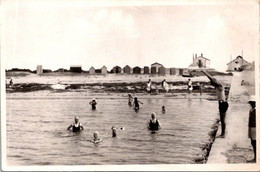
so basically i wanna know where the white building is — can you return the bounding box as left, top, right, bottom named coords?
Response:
left=189, top=53, right=210, bottom=69
left=226, top=56, right=250, bottom=71
left=37, top=65, right=43, bottom=74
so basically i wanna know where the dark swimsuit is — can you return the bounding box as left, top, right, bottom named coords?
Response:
left=218, top=101, right=229, bottom=114
left=72, top=123, right=81, bottom=132
left=149, top=120, right=159, bottom=131
left=134, top=100, right=139, bottom=109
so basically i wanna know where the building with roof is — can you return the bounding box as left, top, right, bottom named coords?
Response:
left=101, top=66, right=107, bottom=74
left=158, top=67, right=166, bottom=75
left=70, top=65, right=82, bottom=73
left=151, top=62, right=163, bottom=74
left=89, top=66, right=95, bottom=74
left=111, top=66, right=122, bottom=73
left=144, top=66, right=149, bottom=74
left=227, top=56, right=251, bottom=71
left=123, top=65, right=131, bottom=74
left=133, top=66, right=141, bottom=74
left=189, top=53, right=210, bottom=69
left=37, top=65, right=43, bottom=74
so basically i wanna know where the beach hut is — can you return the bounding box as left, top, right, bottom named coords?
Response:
left=89, top=67, right=95, bottom=74
left=56, top=68, right=64, bottom=72
left=101, top=66, right=107, bottom=74
left=123, top=65, right=131, bottom=74
left=70, top=65, right=82, bottom=73
left=170, top=68, right=176, bottom=75
left=151, top=67, right=157, bottom=74
left=144, top=66, right=149, bottom=74
left=179, top=69, right=184, bottom=75
left=133, top=66, right=141, bottom=74
left=158, top=67, right=166, bottom=75
left=37, top=65, right=43, bottom=74
left=111, top=66, right=122, bottom=73
left=151, top=62, right=163, bottom=71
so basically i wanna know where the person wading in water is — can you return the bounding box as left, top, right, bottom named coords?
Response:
left=67, top=116, right=84, bottom=132
left=148, top=112, right=161, bottom=132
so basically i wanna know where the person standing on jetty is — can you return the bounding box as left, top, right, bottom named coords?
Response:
left=89, top=98, right=97, bottom=110
left=133, top=97, right=143, bottom=111
left=187, top=79, right=193, bottom=93
left=128, top=93, right=133, bottom=106
left=202, top=70, right=229, bottom=138
left=148, top=112, right=161, bottom=132
left=67, top=116, right=84, bottom=132
left=247, top=95, right=256, bottom=162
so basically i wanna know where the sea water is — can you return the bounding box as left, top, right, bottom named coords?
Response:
left=6, top=92, right=219, bottom=165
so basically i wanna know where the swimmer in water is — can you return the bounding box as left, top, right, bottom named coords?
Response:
left=148, top=112, right=161, bottom=131
left=162, top=106, right=166, bottom=114
left=128, top=93, right=133, bottom=106
left=133, top=97, right=143, bottom=110
left=67, top=116, right=84, bottom=132
left=111, top=126, right=125, bottom=137
left=91, top=131, right=102, bottom=143
left=89, top=98, right=97, bottom=110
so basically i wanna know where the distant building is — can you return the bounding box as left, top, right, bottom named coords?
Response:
left=70, top=65, right=82, bottom=73
left=111, top=66, right=122, bottom=73
left=144, top=66, right=149, bottom=74
left=89, top=66, right=95, bottom=74
left=227, top=56, right=251, bottom=71
left=189, top=53, right=210, bottom=69
left=151, top=67, right=157, bottom=74
left=101, top=66, right=107, bottom=74
left=170, top=68, right=176, bottom=75
left=123, top=65, right=131, bottom=74
left=179, top=68, right=184, bottom=75
left=151, top=62, right=163, bottom=74
left=37, top=65, right=43, bottom=74
left=158, top=67, right=166, bottom=75
left=133, top=66, right=141, bottom=74
left=55, top=68, right=64, bottom=72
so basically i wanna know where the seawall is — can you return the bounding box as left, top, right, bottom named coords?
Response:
left=207, top=71, right=256, bottom=164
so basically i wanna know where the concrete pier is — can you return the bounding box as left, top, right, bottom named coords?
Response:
left=207, top=71, right=256, bottom=163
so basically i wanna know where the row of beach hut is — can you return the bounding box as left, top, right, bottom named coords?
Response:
left=36, top=64, right=186, bottom=75
left=86, top=65, right=185, bottom=75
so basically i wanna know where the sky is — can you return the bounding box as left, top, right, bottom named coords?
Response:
left=2, top=0, right=259, bottom=72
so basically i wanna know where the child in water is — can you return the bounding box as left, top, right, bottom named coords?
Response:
left=111, top=126, right=125, bottom=137
left=133, top=97, right=143, bottom=110
left=91, top=131, right=102, bottom=144
left=128, top=93, right=133, bottom=106
left=162, top=106, right=166, bottom=114
left=89, top=98, right=97, bottom=110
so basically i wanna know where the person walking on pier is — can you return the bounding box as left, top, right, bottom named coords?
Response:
left=247, top=95, right=256, bottom=162
left=202, top=70, right=229, bottom=138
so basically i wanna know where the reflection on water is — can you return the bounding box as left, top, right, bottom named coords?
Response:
left=6, top=93, right=218, bottom=165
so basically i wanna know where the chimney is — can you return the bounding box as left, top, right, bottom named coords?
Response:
left=201, top=53, right=203, bottom=57
left=193, top=54, right=194, bottom=61
left=195, top=54, right=197, bottom=58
